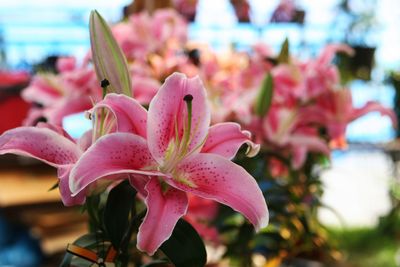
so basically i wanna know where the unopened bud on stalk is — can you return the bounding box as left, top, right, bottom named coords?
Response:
left=90, top=10, right=132, bottom=97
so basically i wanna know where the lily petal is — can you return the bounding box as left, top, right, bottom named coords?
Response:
left=22, top=75, right=63, bottom=106
left=169, top=153, right=268, bottom=231
left=45, top=96, right=93, bottom=126
left=137, top=177, right=188, bottom=255
left=351, top=101, right=397, bottom=126
left=289, top=134, right=330, bottom=169
left=289, top=134, right=330, bottom=155
left=291, top=146, right=307, bottom=170
left=317, top=44, right=354, bottom=66
left=128, top=174, right=151, bottom=197
left=147, top=73, right=211, bottom=164
left=77, top=130, right=93, bottom=151
left=0, top=127, right=81, bottom=167
left=202, top=122, right=260, bottom=159
left=91, top=93, right=147, bottom=138
left=70, top=133, right=160, bottom=196
left=36, top=122, right=75, bottom=142
left=58, top=165, right=86, bottom=206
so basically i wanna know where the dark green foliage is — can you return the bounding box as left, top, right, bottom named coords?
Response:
left=254, top=74, right=274, bottom=117
left=103, top=181, right=137, bottom=250
left=160, top=219, right=207, bottom=267
left=216, top=148, right=337, bottom=266
left=277, top=38, right=290, bottom=64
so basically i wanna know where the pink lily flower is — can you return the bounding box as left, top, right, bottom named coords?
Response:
left=112, top=13, right=155, bottom=62
left=0, top=92, right=151, bottom=206
left=22, top=74, right=64, bottom=108
left=70, top=73, right=268, bottom=255
left=302, top=88, right=397, bottom=146
left=270, top=44, right=353, bottom=105
left=22, top=57, right=100, bottom=126
left=112, top=9, right=187, bottom=62
left=271, top=64, right=302, bottom=106
left=301, top=44, right=353, bottom=100
left=151, top=9, right=188, bottom=48
left=261, top=105, right=330, bottom=169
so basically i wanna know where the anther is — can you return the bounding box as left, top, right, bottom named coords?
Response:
left=184, top=94, right=193, bottom=102
left=35, top=116, right=48, bottom=125
left=100, top=79, right=110, bottom=88
left=181, top=94, right=193, bottom=151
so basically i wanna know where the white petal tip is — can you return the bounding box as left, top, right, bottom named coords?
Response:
left=255, top=213, right=269, bottom=232
left=246, top=143, right=261, bottom=158
left=136, top=244, right=156, bottom=256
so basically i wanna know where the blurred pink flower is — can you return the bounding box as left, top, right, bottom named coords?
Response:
left=271, top=44, right=353, bottom=105
left=22, top=57, right=99, bottom=126
left=300, top=44, right=353, bottom=100
left=262, top=105, right=330, bottom=169
left=302, top=88, right=397, bottom=147
left=112, top=9, right=187, bottom=62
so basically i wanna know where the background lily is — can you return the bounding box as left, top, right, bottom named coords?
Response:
left=302, top=88, right=397, bottom=148
left=261, top=105, right=330, bottom=169
left=22, top=57, right=100, bottom=126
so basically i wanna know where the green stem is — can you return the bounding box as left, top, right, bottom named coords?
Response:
left=118, top=209, right=147, bottom=266
left=98, top=79, right=110, bottom=138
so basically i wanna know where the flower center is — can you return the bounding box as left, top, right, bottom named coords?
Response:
left=161, top=94, right=195, bottom=173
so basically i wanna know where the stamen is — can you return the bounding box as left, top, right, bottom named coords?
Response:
left=183, top=94, right=193, bottom=134
left=100, top=79, right=110, bottom=88
left=97, top=78, right=110, bottom=139
left=184, top=94, right=193, bottom=102
left=100, top=79, right=110, bottom=98
left=182, top=94, right=193, bottom=153
left=161, top=95, right=196, bottom=173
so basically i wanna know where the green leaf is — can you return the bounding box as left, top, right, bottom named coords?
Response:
left=90, top=10, right=132, bottom=97
left=277, top=38, right=290, bottom=64
left=254, top=74, right=274, bottom=117
left=103, top=180, right=137, bottom=249
left=160, top=219, right=207, bottom=267
left=48, top=181, right=59, bottom=191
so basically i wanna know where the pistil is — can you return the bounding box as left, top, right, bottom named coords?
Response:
left=181, top=94, right=193, bottom=153
left=161, top=94, right=194, bottom=174
left=93, top=79, right=111, bottom=141
left=101, top=78, right=110, bottom=98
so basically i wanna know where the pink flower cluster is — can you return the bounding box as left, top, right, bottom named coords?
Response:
left=181, top=43, right=396, bottom=170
